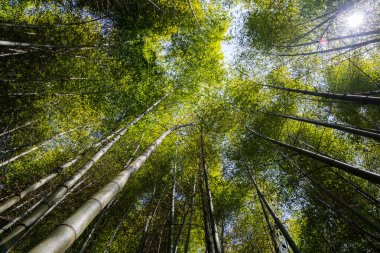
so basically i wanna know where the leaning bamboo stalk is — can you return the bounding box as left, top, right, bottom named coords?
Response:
left=198, top=167, right=214, bottom=253
left=78, top=198, right=117, bottom=253
left=0, top=198, right=43, bottom=234
left=287, top=158, right=380, bottom=233
left=80, top=139, right=143, bottom=253
left=9, top=191, right=45, bottom=212
left=137, top=185, right=164, bottom=253
left=0, top=138, right=115, bottom=214
left=29, top=123, right=192, bottom=253
left=0, top=156, right=80, bottom=214
left=256, top=182, right=280, bottom=253
left=0, top=90, right=175, bottom=252
left=250, top=175, right=300, bottom=253
left=200, top=126, right=222, bottom=253
left=271, top=113, right=380, bottom=141
left=168, top=151, right=178, bottom=253
left=174, top=203, right=190, bottom=253
left=249, top=128, right=380, bottom=184
left=0, top=137, right=108, bottom=214
left=184, top=178, right=197, bottom=253
left=261, top=84, right=380, bottom=105
left=279, top=29, right=380, bottom=48
left=0, top=177, right=88, bottom=253
left=0, top=40, right=96, bottom=49
left=0, top=120, right=35, bottom=137
left=278, top=38, right=380, bottom=56
left=352, top=90, right=380, bottom=96
left=0, top=18, right=104, bottom=29
left=12, top=179, right=92, bottom=253
left=0, top=128, right=77, bottom=168
left=102, top=207, right=132, bottom=253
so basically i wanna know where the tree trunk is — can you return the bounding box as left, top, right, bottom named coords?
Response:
left=28, top=123, right=192, bottom=253
left=0, top=120, right=35, bottom=137
left=200, top=126, right=222, bottom=253
left=278, top=38, right=380, bottom=56
left=288, top=159, right=380, bottom=233
left=250, top=128, right=380, bottom=184
left=186, top=0, right=200, bottom=26
left=250, top=171, right=280, bottom=253
left=0, top=128, right=77, bottom=168
left=291, top=0, right=358, bottom=43
left=174, top=206, right=189, bottom=253
left=168, top=153, right=177, bottom=253
left=0, top=131, right=135, bottom=214
left=289, top=143, right=380, bottom=207
left=0, top=154, right=82, bottom=214
left=330, top=170, right=380, bottom=207
left=0, top=18, right=104, bottom=28
left=199, top=167, right=214, bottom=253
left=184, top=178, right=196, bottom=253
left=280, top=28, right=380, bottom=48
left=250, top=176, right=301, bottom=253
left=262, top=84, right=380, bottom=105
left=271, top=113, right=380, bottom=141
left=309, top=183, right=380, bottom=249
left=102, top=206, right=132, bottom=253
left=0, top=90, right=176, bottom=252
left=352, top=90, right=380, bottom=96
left=0, top=197, right=44, bottom=234
left=0, top=40, right=97, bottom=50
left=137, top=186, right=164, bottom=253
left=78, top=199, right=117, bottom=253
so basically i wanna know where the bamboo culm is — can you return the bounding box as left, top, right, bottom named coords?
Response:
left=250, top=167, right=280, bottom=253
left=198, top=167, right=215, bottom=253
left=78, top=199, right=117, bottom=253
left=0, top=89, right=175, bottom=252
left=278, top=38, right=380, bottom=56
left=250, top=128, right=380, bottom=184
left=262, top=84, right=380, bottom=105
left=168, top=159, right=176, bottom=253
left=279, top=28, right=380, bottom=48
left=200, top=126, right=222, bottom=253
left=28, top=123, right=192, bottom=253
left=184, top=178, right=197, bottom=253
left=288, top=159, right=380, bottom=233
left=137, top=186, right=164, bottom=253
left=271, top=113, right=380, bottom=141
left=0, top=155, right=81, bottom=214
left=250, top=176, right=301, bottom=253
left=0, top=120, right=35, bottom=137
left=0, top=128, right=77, bottom=168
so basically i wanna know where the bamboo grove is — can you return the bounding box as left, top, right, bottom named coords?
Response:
left=0, top=0, right=379, bottom=252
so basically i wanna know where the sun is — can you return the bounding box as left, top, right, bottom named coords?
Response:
left=345, top=13, right=364, bottom=29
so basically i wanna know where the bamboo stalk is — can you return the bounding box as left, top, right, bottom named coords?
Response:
left=0, top=90, right=175, bottom=252
left=28, top=124, right=192, bottom=253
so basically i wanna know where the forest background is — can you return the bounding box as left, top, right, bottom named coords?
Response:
left=0, top=0, right=379, bottom=252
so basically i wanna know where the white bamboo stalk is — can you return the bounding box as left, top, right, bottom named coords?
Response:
left=10, top=178, right=89, bottom=253
left=0, top=133, right=120, bottom=214
left=0, top=156, right=80, bottom=214
left=0, top=120, right=35, bottom=137
left=0, top=198, right=44, bottom=234
left=0, top=128, right=77, bottom=168
left=29, top=124, right=191, bottom=253
left=0, top=89, right=175, bottom=251
left=0, top=40, right=95, bottom=49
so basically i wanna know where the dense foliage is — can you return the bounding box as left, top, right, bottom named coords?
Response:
left=0, top=0, right=379, bottom=252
